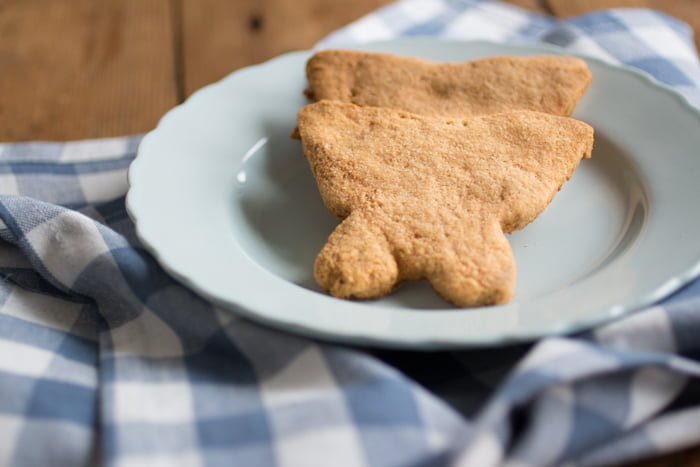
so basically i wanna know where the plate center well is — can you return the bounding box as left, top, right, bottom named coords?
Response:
left=231, top=127, right=647, bottom=309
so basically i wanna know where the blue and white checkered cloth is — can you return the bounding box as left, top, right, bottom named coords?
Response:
left=2, top=1, right=700, bottom=466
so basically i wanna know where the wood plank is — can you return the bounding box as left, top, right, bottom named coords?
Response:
left=547, top=0, right=700, bottom=50
left=504, top=0, right=550, bottom=13
left=181, top=0, right=393, bottom=96
left=0, top=0, right=178, bottom=141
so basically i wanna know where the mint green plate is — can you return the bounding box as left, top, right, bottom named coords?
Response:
left=127, top=39, right=700, bottom=348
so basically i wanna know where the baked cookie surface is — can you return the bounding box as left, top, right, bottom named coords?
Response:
left=306, top=50, right=592, bottom=117
left=296, top=101, right=594, bottom=307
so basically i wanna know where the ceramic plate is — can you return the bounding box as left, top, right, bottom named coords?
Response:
left=127, top=39, right=700, bottom=349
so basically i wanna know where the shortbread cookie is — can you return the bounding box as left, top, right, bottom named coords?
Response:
left=296, top=101, right=594, bottom=307
left=305, top=50, right=592, bottom=117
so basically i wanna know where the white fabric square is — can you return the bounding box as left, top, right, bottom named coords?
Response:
left=0, top=173, right=19, bottom=195
left=24, top=211, right=111, bottom=287
left=0, top=337, right=94, bottom=386
left=275, top=427, right=366, bottom=467
left=631, top=25, right=699, bottom=62
left=0, top=414, right=23, bottom=466
left=442, top=12, right=511, bottom=41
left=2, top=287, right=83, bottom=334
left=479, top=1, right=533, bottom=31
left=0, top=339, right=53, bottom=378
left=398, top=0, right=445, bottom=22
left=595, top=306, right=676, bottom=353
left=454, top=431, right=503, bottom=467
left=626, top=367, right=686, bottom=427
left=257, top=347, right=365, bottom=466
left=110, top=308, right=184, bottom=358
left=516, top=338, right=619, bottom=374
left=115, top=452, right=203, bottom=467
left=112, top=381, right=194, bottom=424
left=78, top=170, right=128, bottom=204
left=59, top=138, right=129, bottom=162
left=645, top=407, right=700, bottom=450
left=347, top=16, right=395, bottom=43
left=413, top=388, right=462, bottom=451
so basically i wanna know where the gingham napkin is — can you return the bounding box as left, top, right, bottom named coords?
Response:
left=2, top=1, right=700, bottom=466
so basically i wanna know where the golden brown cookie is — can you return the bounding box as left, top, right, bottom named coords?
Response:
left=296, top=101, right=594, bottom=307
left=305, top=50, right=592, bottom=117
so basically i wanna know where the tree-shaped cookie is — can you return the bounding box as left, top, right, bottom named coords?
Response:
left=296, top=101, right=594, bottom=307
left=306, top=50, right=592, bottom=117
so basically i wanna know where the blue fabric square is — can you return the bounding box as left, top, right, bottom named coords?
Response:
left=567, top=11, right=629, bottom=35
left=108, top=247, right=173, bottom=301
left=0, top=278, right=11, bottom=305
left=542, top=27, right=579, bottom=47
left=73, top=157, right=132, bottom=174
left=341, top=377, right=422, bottom=427
left=357, top=427, right=436, bottom=467
left=0, top=197, right=66, bottom=235
left=15, top=174, right=85, bottom=207
left=26, top=378, right=96, bottom=426
left=199, top=445, right=278, bottom=467
left=7, top=162, right=77, bottom=175
left=667, top=300, right=700, bottom=354
left=196, top=411, right=272, bottom=447
left=0, top=371, right=34, bottom=414
left=611, top=9, right=694, bottom=39
left=627, top=57, right=695, bottom=86
left=1, top=143, right=63, bottom=161
left=499, top=371, right=559, bottom=403
left=54, top=330, right=97, bottom=365
left=0, top=313, right=92, bottom=362
left=0, top=267, right=72, bottom=299
left=563, top=403, right=620, bottom=459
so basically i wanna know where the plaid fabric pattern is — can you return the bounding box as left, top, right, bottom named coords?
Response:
left=2, top=1, right=700, bottom=466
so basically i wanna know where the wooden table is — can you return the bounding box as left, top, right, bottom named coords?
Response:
left=1, top=1, right=698, bottom=465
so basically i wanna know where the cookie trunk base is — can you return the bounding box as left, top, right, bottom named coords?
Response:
left=314, top=212, right=516, bottom=308
left=314, top=212, right=398, bottom=299
left=427, top=269, right=514, bottom=308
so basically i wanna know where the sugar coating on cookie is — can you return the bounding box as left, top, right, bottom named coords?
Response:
left=306, top=50, right=592, bottom=117
left=296, top=101, right=594, bottom=307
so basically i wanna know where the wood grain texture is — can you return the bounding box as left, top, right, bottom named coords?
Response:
left=0, top=0, right=177, bottom=141
left=181, top=0, right=392, bottom=95
left=547, top=0, right=700, bottom=50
